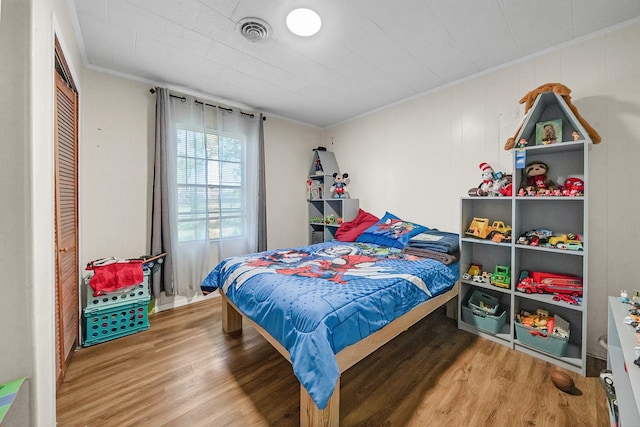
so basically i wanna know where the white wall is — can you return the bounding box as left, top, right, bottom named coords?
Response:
left=263, top=118, right=323, bottom=249
left=325, top=21, right=640, bottom=359
left=80, top=70, right=154, bottom=264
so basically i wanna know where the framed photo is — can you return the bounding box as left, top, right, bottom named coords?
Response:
left=535, top=119, right=562, bottom=145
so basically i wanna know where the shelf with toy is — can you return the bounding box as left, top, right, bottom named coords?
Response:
left=514, top=150, right=585, bottom=198
left=516, top=244, right=585, bottom=257
left=514, top=199, right=584, bottom=239
left=307, top=150, right=359, bottom=244
left=514, top=290, right=584, bottom=312
left=459, top=284, right=511, bottom=344
left=514, top=297, right=584, bottom=371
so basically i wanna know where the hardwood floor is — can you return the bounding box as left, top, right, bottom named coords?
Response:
left=57, top=297, right=609, bottom=426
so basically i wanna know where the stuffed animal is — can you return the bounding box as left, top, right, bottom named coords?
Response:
left=504, top=83, right=602, bottom=150
left=520, top=161, right=557, bottom=195
left=330, top=173, right=349, bottom=198
left=493, top=173, right=513, bottom=197
left=468, top=162, right=496, bottom=196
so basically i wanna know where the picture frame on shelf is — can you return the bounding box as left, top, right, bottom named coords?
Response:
left=535, top=119, right=562, bottom=145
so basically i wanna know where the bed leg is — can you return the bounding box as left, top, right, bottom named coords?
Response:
left=445, top=295, right=458, bottom=320
left=300, top=379, right=339, bottom=427
left=221, top=298, right=242, bottom=334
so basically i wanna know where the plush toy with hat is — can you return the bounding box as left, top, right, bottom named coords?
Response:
left=504, top=83, right=602, bottom=150
left=468, top=162, right=496, bottom=196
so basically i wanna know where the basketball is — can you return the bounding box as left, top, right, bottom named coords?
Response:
left=550, top=370, right=575, bottom=393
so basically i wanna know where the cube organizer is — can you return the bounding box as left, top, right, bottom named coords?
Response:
left=84, top=269, right=150, bottom=313
left=461, top=289, right=507, bottom=334
left=82, top=299, right=150, bottom=346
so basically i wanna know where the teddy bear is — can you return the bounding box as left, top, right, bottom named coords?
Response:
left=519, top=161, right=557, bottom=195
left=504, top=83, right=602, bottom=150
left=330, top=173, right=349, bottom=198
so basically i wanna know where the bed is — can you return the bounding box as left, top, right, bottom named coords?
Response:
left=201, top=213, right=459, bottom=426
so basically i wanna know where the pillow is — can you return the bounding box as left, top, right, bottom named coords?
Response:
left=335, top=209, right=380, bottom=242
left=355, top=212, right=429, bottom=249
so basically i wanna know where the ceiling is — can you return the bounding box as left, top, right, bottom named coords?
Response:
left=69, top=0, right=640, bottom=128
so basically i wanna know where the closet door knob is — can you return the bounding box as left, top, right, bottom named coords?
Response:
left=59, top=247, right=69, bottom=253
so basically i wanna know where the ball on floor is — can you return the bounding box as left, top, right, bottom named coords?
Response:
left=550, top=369, right=575, bottom=393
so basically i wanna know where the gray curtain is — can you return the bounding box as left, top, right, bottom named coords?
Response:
left=150, top=89, right=266, bottom=296
left=257, top=114, right=267, bottom=251
left=150, top=87, right=175, bottom=297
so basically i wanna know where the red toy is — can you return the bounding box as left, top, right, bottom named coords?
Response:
left=552, top=293, right=579, bottom=305
left=563, top=177, right=584, bottom=196
left=516, top=271, right=583, bottom=296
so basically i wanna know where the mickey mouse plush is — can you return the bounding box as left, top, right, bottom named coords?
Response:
left=520, top=161, right=557, bottom=195
left=331, top=173, right=349, bottom=198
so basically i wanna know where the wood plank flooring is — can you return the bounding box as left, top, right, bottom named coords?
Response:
left=57, top=297, right=609, bottom=426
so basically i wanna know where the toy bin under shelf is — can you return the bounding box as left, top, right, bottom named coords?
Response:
left=461, top=289, right=507, bottom=334
left=84, top=269, right=150, bottom=313
left=82, top=299, right=150, bottom=347
left=514, top=320, right=569, bottom=357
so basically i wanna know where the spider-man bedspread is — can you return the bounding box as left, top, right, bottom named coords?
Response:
left=200, top=241, right=459, bottom=409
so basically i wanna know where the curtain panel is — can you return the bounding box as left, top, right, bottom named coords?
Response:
left=151, top=88, right=265, bottom=297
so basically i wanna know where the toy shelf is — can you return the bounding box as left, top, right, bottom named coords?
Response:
left=307, top=150, right=358, bottom=243
left=459, top=90, right=593, bottom=375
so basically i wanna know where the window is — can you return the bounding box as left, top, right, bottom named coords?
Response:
left=176, top=126, right=245, bottom=242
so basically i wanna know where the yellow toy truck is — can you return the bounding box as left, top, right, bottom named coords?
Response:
left=465, top=217, right=512, bottom=240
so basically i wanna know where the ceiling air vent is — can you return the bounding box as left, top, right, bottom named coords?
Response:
left=237, top=18, right=271, bottom=42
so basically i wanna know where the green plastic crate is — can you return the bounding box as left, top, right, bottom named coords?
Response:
left=84, top=269, right=150, bottom=313
left=82, top=299, right=150, bottom=346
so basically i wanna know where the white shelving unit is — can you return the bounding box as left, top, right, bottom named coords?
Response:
left=308, top=150, right=358, bottom=243
left=607, top=297, right=640, bottom=427
left=458, top=91, right=594, bottom=375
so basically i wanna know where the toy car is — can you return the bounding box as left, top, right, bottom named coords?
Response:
left=565, top=240, right=584, bottom=251
left=552, top=293, right=579, bottom=305
left=490, top=265, right=511, bottom=289
left=548, top=234, right=568, bottom=247
left=472, top=275, right=486, bottom=283
left=462, top=273, right=472, bottom=281
left=467, top=264, right=482, bottom=276
left=516, top=271, right=583, bottom=296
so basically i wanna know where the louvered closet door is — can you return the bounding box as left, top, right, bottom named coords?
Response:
left=55, top=72, right=79, bottom=388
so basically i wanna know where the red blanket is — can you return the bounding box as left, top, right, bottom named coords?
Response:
left=87, top=260, right=144, bottom=296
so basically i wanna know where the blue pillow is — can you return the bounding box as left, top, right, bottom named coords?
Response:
left=355, top=212, right=429, bottom=249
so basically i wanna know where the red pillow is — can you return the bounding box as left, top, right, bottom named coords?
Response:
left=335, top=209, right=380, bottom=242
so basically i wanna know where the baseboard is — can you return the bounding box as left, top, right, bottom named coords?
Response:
left=153, top=290, right=218, bottom=313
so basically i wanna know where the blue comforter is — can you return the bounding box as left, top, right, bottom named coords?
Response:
left=201, top=241, right=458, bottom=409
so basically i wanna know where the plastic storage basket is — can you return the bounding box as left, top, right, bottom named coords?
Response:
left=514, top=317, right=569, bottom=357
left=84, top=269, right=150, bottom=313
left=461, top=289, right=507, bottom=334
left=82, top=299, right=150, bottom=346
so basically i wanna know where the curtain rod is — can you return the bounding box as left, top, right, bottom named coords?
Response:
left=149, top=88, right=266, bottom=121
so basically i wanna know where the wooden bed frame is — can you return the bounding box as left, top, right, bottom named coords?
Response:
left=219, top=281, right=458, bottom=427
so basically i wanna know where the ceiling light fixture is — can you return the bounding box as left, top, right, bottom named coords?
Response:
left=286, top=8, right=322, bottom=37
